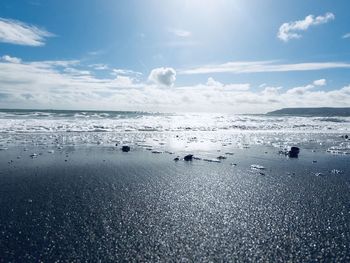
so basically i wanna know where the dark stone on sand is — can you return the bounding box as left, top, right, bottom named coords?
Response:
left=184, top=154, right=193, bottom=161
left=217, top=156, right=227, bottom=160
left=121, top=146, right=130, bottom=152
left=288, top=147, right=300, bottom=158
left=173, top=157, right=180, bottom=161
left=345, top=135, right=349, bottom=139
left=115, top=143, right=118, bottom=146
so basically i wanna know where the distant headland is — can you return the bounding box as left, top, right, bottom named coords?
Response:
left=267, top=107, right=350, bottom=116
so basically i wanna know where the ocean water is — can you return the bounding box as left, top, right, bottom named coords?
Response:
left=0, top=109, right=350, bottom=133
left=0, top=109, right=349, bottom=155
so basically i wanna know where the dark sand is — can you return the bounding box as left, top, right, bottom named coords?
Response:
left=1, top=145, right=350, bottom=262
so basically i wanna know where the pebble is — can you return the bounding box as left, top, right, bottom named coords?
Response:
left=184, top=154, right=193, bottom=161
left=121, top=146, right=131, bottom=152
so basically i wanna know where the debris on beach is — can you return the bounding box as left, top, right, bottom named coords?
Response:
left=330, top=169, right=344, bottom=174
left=217, top=156, right=227, bottom=160
left=250, top=164, right=266, bottom=170
left=184, top=154, right=193, bottom=161
left=203, top=158, right=221, bottom=163
left=30, top=153, right=38, bottom=158
left=151, top=150, right=162, bottom=154
left=121, top=146, right=130, bottom=152
left=315, top=172, right=325, bottom=177
left=231, top=163, right=237, bottom=166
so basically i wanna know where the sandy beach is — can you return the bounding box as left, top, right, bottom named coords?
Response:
left=1, top=136, right=349, bottom=261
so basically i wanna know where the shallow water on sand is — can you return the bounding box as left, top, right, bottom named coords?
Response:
left=0, top=143, right=350, bottom=261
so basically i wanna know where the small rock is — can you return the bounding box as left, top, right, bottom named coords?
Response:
left=312, top=160, right=317, bottom=163
left=173, top=157, right=180, bottom=161
left=121, top=146, right=130, bottom=152
left=151, top=150, right=162, bottom=154
left=184, top=154, right=193, bottom=161
left=288, top=147, right=300, bottom=158
left=217, top=156, right=227, bottom=160
left=345, top=135, right=349, bottom=139
left=231, top=163, right=237, bottom=166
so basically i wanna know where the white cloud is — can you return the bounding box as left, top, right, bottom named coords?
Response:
left=1, top=56, right=350, bottom=113
left=90, top=64, right=109, bottom=70
left=206, top=77, right=250, bottom=91
left=0, top=18, right=53, bottom=46
left=148, top=67, right=176, bottom=87
left=180, top=60, right=350, bottom=75
left=342, top=33, right=350, bottom=39
left=313, top=79, right=326, bottom=86
left=1, top=55, right=21, bottom=64
left=278, top=12, right=335, bottom=42
left=112, top=68, right=142, bottom=77
left=286, top=84, right=315, bottom=95
left=169, top=28, right=192, bottom=38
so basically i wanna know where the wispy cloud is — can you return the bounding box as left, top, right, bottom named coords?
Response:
left=112, top=69, right=143, bottom=77
left=342, top=33, right=350, bottom=39
left=278, top=12, right=335, bottom=42
left=169, top=28, right=192, bottom=38
left=180, top=60, right=350, bottom=75
left=0, top=17, right=54, bottom=46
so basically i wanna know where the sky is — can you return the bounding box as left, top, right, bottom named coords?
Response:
left=0, top=0, right=350, bottom=113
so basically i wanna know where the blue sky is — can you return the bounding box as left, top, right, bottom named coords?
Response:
left=0, top=0, right=350, bottom=113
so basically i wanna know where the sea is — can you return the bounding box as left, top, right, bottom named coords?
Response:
left=0, top=109, right=349, bottom=154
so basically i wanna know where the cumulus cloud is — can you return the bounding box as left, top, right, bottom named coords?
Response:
left=0, top=18, right=53, bottom=46
left=313, top=79, right=326, bottom=86
left=148, top=67, right=176, bottom=87
left=181, top=60, right=350, bottom=75
left=278, top=12, right=335, bottom=42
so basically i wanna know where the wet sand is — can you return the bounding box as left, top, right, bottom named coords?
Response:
left=1, top=144, right=350, bottom=262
